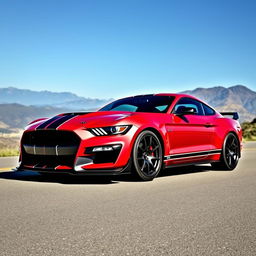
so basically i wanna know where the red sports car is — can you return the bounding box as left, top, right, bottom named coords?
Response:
left=17, top=94, right=242, bottom=181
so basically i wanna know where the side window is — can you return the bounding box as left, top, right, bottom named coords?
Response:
left=111, top=104, right=138, bottom=112
left=155, top=105, right=169, bottom=112
left=173, top=97, right=204, bottom=115
left=202, top=103, right=215, bottom=115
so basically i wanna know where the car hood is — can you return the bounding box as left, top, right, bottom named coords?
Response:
left=28, top=111, right=135, bottom=130
left=70, top=111, right=134, bottom=128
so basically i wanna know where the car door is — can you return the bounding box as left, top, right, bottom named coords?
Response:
left=166, top=97, right=216, bottom=158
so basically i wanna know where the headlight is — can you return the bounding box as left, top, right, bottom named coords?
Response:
left=88, top=125, right=132, bottom=136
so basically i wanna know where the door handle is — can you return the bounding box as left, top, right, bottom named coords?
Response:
left=204, top=123, right=214, bottom=128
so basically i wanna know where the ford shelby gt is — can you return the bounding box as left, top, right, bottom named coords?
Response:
left=16, top=94, right=242, bottom=181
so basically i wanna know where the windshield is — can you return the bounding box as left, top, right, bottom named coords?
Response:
left=99, top=95, right=175, bottom=113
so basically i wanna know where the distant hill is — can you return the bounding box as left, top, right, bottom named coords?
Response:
left=181, top=85, right=256, bottom=122
left=0, top=104, right=70, bottom=129
left=0, top=87, right=112, bottom=110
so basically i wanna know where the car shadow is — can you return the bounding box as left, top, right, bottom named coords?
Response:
left=161, top=164, right=213, bottom=177
left=115, top=164, right=213, bottom=182
left=0, top=164, right=213, bottom=185
left=0, top=170, right=118, bottom=185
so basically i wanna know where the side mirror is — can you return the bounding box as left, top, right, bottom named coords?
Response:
left=175, top=106, right=197, bottom=115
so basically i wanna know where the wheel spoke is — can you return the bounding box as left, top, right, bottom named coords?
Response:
left=149, top=136, right=153, bottom=147
left=143, top=137, right=148, bottom=150
left=145, top=161, right=151, bottom=174
left=138, top=143, right=145, bottom=151
left=148, top=159, right=155, bottom=169
left=147, top=160, right=155, bottom=174
left=228, top=155, right=232, bottom=166
left=231, top=145, right=238, bottom=151
left=152, top=145, right=159, bottom=152
left=141, top=160, right=146, bottom=171
left=232, top=138, right=237, bottom=148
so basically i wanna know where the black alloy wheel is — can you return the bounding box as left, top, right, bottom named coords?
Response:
left=132, top=130, right=163, bottom=181
left=211, top=133, right=240, bottom=170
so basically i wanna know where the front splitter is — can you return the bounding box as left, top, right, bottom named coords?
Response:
left=15, top=161, right=132, bottom=176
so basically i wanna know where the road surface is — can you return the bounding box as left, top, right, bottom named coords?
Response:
left=0, top=142, right=256, bottom=255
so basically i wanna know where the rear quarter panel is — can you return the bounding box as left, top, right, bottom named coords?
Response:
left=214, top=117, right=242, bottom=149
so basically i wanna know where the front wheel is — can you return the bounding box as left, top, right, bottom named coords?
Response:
left=211, top=133, right=240, bottom=170
left=132, top=130, right=163, bottom=181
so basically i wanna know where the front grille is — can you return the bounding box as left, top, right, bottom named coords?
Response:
left=21, top=130, right=81, bottom=168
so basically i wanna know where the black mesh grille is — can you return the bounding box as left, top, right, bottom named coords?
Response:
left=21, top=130, right=81, bottom=168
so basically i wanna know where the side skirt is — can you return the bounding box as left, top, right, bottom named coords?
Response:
left=164, top=149, right=222, bottom=161
left=163, top=159, right=218, bottom=169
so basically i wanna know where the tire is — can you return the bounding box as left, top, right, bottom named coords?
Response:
left=132, top=130, right=163, bottom=181
left=211, top=133, right=240, bottom=170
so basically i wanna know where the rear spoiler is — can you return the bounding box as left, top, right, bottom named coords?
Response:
left=220, top=112, right=239, bottom=120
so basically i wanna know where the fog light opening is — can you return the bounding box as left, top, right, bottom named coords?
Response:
left=91, top=144, right=122, bottom=153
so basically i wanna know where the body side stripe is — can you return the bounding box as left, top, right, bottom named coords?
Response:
left=164, top=149, right=222, bottom=160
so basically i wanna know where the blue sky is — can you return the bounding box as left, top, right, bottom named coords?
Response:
left=0, top=0, right=255, bottom=99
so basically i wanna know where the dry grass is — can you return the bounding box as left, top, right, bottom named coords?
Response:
left=0, top=131, right=21, bottom=157
left=242, top=136, right=256, bottom=142
left=242, top=122, right=256, bottom=141
left=0, top=148, right=19, bottom=157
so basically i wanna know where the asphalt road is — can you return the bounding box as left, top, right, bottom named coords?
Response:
left=0, top=142, right=256, bottom=256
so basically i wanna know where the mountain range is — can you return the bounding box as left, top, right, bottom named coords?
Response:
left=181, top=85, right=256, bottom=122
left=0, top=85, right=255, bottom=131
left=0, top=104, right=70, bottom=131
left=0, top=87, right=112, bottom=110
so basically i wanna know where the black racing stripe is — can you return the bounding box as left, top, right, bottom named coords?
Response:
left=36, top=116, right=61, bottom=130
left=164, top=150, right=222, bottom=160
left=46, top=114, right=75, bottom=129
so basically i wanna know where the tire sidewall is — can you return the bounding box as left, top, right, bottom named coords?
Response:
left=222, top=133, right=239, bottom=170
left=132, top=130, right=163, bottom=181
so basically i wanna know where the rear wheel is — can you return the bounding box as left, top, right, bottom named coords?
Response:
left=211, top=133, right=240, bottom=170
left=132, top=130, right=163, bottom=181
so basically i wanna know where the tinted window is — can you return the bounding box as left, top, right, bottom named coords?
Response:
left=110, top=104, right=137, bottom=112
left=202, top=103, right=215, bottom=115
left=99, top=95, right=175, bottom=113
left=173, top=97, right=204, bottom=115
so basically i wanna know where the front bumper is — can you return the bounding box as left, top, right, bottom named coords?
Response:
left=19, top=126, right=138, bottom=173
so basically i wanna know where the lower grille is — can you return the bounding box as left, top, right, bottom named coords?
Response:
left=93, top=151, right=121, bottom=164
left=21, top=130, right=81, bottom=168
